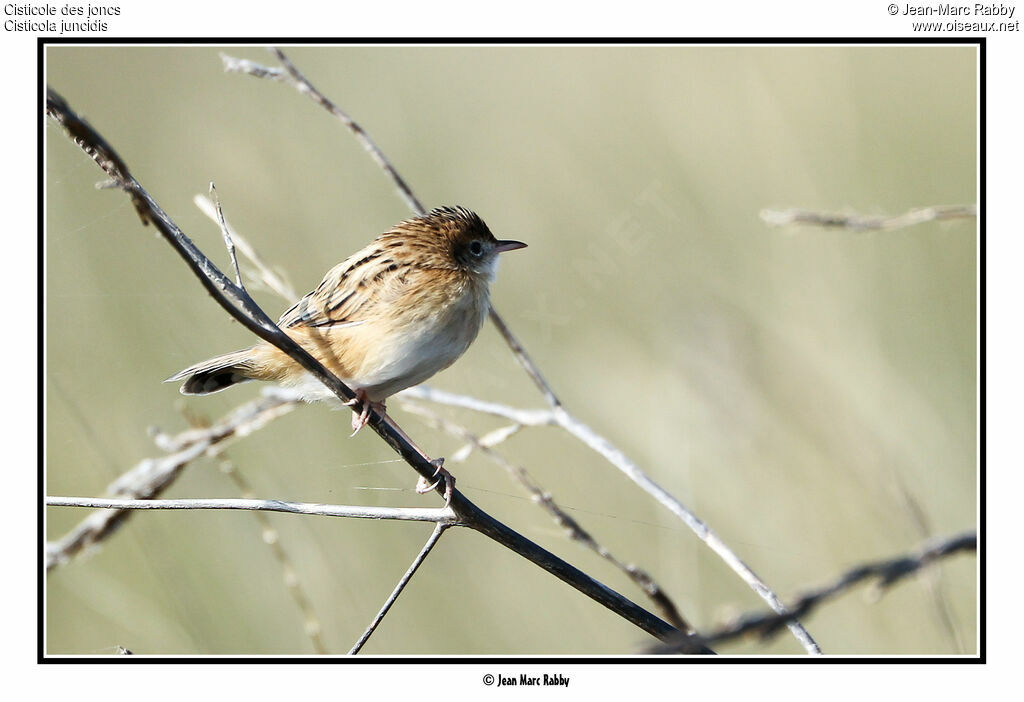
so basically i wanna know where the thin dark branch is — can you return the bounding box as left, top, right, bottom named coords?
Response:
left=221, top=49, right=425, bottom=216
left=350, top=523, right=450, bottom=654
left=46, top=87, right=693, bottom=649
left=652, top=531, right=977, bottom=653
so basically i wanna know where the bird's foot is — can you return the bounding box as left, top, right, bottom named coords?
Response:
left=345, top=390, right=385, bottom=436
left=416, top=457, right=455, bottom=506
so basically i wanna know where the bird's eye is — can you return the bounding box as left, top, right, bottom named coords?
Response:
left=468, top=240, right=484, bottom=257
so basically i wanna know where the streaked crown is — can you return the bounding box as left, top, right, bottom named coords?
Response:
left=383, top=206, right=526, bottom=279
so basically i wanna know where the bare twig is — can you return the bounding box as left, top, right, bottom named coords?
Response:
left=400, top=385, right=553, bottom=427
left=222, top=48, right=425, bottom=216
left=760, top=204, right=977, bottom=231
left=209, top=182, right=242, bottom=287
left=46, top=87, right=688, bottom=648
left=219, top=49, right=817, bottom=653
left=46, top=495, right=459, bottom=523
left=193, top=194, right=298, bottom=303
left=652, top=531, right=977, bottom=653
left=350, top=523, right=450, bottom=654
left=449, top=423, right=523, bottom=461
left=45, top=392, right=298, bottom=571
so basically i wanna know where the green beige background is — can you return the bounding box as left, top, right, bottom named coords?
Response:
left=45, top=45, right=977, bottom=655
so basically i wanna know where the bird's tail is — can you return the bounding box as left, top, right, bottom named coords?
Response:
left=165, top=349, right=257, bottom=395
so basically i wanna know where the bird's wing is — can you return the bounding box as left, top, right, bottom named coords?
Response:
left=277, top=244, right=413, bottom=329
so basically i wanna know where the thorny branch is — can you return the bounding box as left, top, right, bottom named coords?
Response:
left=651, top=531, right=977, bottom=653
left=223, top=47, right=819, bottom=655
left=45, top=86, right=696, bottom=650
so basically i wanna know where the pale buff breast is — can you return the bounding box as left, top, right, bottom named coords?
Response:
left=348, top=279, right=491, bottom=400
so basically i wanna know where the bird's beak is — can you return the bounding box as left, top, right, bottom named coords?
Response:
left=495, top=240, right=527, bottom=253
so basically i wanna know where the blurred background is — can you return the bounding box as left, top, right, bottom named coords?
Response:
left=45, top=45, right=977, bottom=655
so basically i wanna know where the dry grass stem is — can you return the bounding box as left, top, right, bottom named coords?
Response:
left=760, top=204, right=976, bottom=231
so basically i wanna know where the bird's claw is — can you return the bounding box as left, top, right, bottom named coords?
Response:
left=347, top=391, right=384, bottom=436
left=416, top=458, right=454, bottom=506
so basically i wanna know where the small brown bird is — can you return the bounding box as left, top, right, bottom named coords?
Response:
left=168, top=207, right=526, bottom=442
